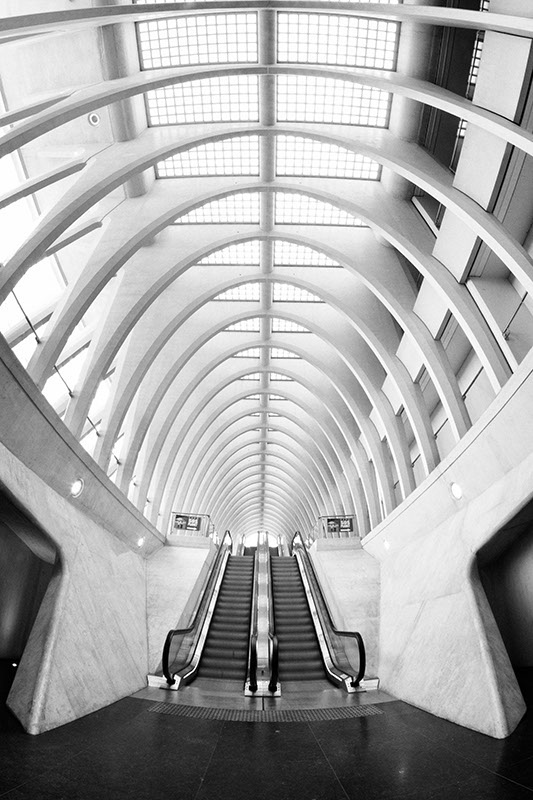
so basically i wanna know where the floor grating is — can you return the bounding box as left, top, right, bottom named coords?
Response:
left=147, top=701, right=384, bottom=723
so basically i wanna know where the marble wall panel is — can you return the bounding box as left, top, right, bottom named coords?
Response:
left=311, top=542, right=380, bottom=678
left=146, top=542, right=216, bottom=673
left=1, top=443, right=148, bottom=734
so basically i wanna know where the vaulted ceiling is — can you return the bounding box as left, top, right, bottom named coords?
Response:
left=1, top=0, right=533, bottom=542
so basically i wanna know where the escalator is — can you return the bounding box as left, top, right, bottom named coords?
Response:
left=271, top=556, right=326, bottom=681
left=196, top=555, right=254, bottom=681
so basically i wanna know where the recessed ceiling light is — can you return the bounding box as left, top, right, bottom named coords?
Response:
left=450, top=482, right=463, bottom=500
left=70, top=478, right=84, bottom=497
left=88, top=112, right=101, bottom=127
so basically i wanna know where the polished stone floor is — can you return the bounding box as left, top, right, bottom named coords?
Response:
left=1, top=664, right=533, bottom=799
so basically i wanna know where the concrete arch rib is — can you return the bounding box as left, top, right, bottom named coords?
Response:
left=158, top=403, right=354, bottom=517
left=92, top=290, right=413, bottom=503
left=13, top=121, right=522, bottom=395
left=185, top=434, right=332, bottom=523
left=163, top=423, right=340, bottom=520
left=3, top=5, right=533, bottom=41
left=25, top=173, right=490, bottom=444
left=203, top=457, right=321, bottom=524
left=211, top=472, right=316, bottom=533
left=157, top=417, right=352, bottom=533
left=137, top=361, right=383, bottom=526
left=179, top=397, right=361, bottom=516
left=186, top=438, right=330, bottom=520
left=75, top=248, right=435, bottom=484
left=3, top=62, right=533, bottom=172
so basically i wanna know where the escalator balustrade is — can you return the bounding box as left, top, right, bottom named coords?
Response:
left=271, top=556, right=326, bottom=681
left=197, top=555, right=254, bottom=681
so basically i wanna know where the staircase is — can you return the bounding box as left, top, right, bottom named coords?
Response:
left=271, top=556, right=326, bottom=681
left=197, top=555, right=254, bottom=681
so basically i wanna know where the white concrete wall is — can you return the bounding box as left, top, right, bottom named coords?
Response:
left=2, top=443, right=148, bottom=735
left=146, top=538, right=216, bottom=673
left=310, top=538, right=380, bottom=678
left=363, top=351, right=533, bottom=738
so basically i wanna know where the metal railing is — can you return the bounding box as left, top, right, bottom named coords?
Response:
left=162, top=531, right=232, bottom=688
left=291, top=532, right=366, bottom=692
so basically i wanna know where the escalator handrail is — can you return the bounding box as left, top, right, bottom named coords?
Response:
left=290, top=531, right=366, bottom=688
left=267, top=551, right=279, bottom=693
left=162, top=531, right=232, bottom=686
left=247, top=548, right=260, bottom=692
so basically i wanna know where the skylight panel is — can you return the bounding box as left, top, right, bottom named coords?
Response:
left=272, top=318, right=311, bottom=332
left=146, top=75, right=259, bottom=125
left=274, top=241, right=340, bottom=267
left=245, top=393, right=261, bottom=399
left=273, top=283, right=323, bottom=302
left=199, top=241, right=261, bottom=265
left=226, top=318, right=261, bottom=332
left=234, top=348, right=261, bottom=358
left=276, top=135, right=380, bottom=180
left=214, top=283, right=261, bottom=301
left=175, top=193, right=260, bottom=224
left=271, top=348, right=300, bottom=359
left=275, top=193, right=364, bottom=226
left=277, top=76, right=390, bottom=127
left=269, top=393, right=288, bottom=400
left=278, top=13, right=398, bottom=71
left=240, top=372, right=261, bottom=380
left=270, top=372, right=293, bottom=381
left=137, top=13, right=257, bottom=69
left=157, top=136, right=259, bottom=177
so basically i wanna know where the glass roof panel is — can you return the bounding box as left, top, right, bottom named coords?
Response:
left=275, top=193, right=364, bottom=226
left=240, top=372, right=262, bottom=380
left=175, top=193, right=260, bottom=223
left=226, top=318, right=261, bottom=332
left=271, top=347, right=300, bottom=358
left=276, top=135, right=380, bottom=180
left=269, top=393, right=288, bottom=400
left=146, top=75, right=259, bottom=125
left=199, top=241, right=261, bottom=265
left=138, top=13, right=257, bottom=69
left=277, top=75, right=390, bottom=126
left=214, top=283, right=261, bottom=301
left=272, top=318, right=311, bottom=332
left=273, top=283, right=322, bottom=302
left=270, top=372, right=293, bottom=381
left=274, top=241, right=340, bottom=267
left=278, top=13, right=398, bottom=70
left=157, top=136, right=260, bottom=177
left=234, top=348, right=261, bottom=358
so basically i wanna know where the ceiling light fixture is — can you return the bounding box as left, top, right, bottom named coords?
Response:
left=70, top=478, right=84, bottom=497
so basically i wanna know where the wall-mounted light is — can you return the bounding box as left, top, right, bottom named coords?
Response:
left=70, top=478, right=84, bottom=498
left=137, top=537, right=145, bottom=548
left=383, top=539, right=390, bottom=551
left=88, top=112, right=101, bottom=127
left=450, top=482, right=463, bottom=500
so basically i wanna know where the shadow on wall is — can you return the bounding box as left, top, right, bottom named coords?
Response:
left=0, top=487, right=58, bottom=703
left=478, top=497, right=533, bottom=707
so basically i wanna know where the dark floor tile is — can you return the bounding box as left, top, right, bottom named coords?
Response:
left=314, top=728, right=482, bottom=800
left=500, top=756, right=533, bottom=792
left=214, top=719, right=321, bottom=761
left=194, top=751, right=349, bottom=800
left=398, top=706, right=533, bottom=772
left=401, top=773, right=533, bottom=800
left=0, top=698, right=151, bottom=793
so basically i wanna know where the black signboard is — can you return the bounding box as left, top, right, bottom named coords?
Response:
left=172, top=513, right=201, bottom=532
left=326, top=517, right=354, bottom=534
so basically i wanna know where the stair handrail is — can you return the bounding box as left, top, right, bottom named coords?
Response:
left=162, top=531, right=232, bottom=687
left=290, top=531, right=366, bottom=690
left=246, top=548, right=260, bottom=692
left=267, top=549, right=279, bottom=693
